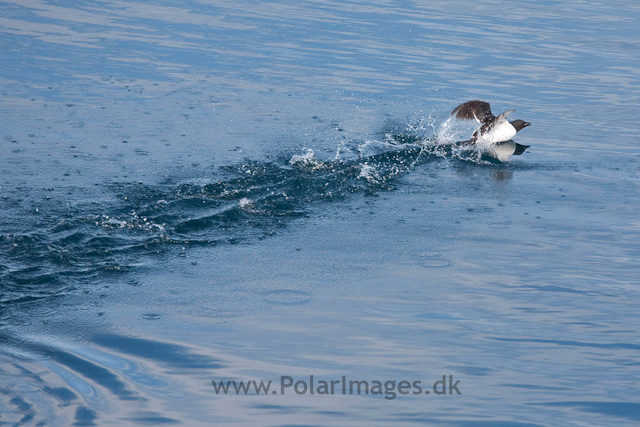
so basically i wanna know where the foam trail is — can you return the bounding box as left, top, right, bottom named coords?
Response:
left=0, top=113, right=525, bottom=311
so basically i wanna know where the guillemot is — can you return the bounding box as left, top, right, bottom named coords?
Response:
left=451, top=100, right=531, bottom=160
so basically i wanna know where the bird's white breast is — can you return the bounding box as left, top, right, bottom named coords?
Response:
left=481, top=121, right=517, bottom=144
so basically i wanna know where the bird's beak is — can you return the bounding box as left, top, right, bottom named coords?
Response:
left=524, top=122, right=531, bottom=127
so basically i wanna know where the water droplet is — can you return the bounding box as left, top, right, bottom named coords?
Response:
left=142, top=313, right=163, bottom=320
left=12, top=348, right=55, bottom=361
left=415, top=258, right=453, bottom=268
left=262, top=290, right=311, bottom=305
left=2, top=383, right=43, bottom=393
left=411, top=250, right=442, bottom=258
left=489, top=222, right=510, bottom=229
left=588, top=229, right=614, bottom=237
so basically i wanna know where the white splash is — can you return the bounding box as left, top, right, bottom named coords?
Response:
left=239, top=197, right=254, bottom=211
left=358, top=163, right=379, bottom=183
left=435, top=116, right=472, bottom=146
left=289, top=148, right=323, bottom=169
left=357, top=139, right=400, bottom=158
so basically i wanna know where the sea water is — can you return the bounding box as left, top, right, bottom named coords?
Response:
left=1, top=1, right=639, bottom=425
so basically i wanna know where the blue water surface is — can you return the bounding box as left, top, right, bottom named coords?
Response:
left=1, top=0, right=639, bottom=425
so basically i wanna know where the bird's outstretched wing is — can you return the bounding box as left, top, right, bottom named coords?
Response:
left=451, top=100, right=495, bottom=124
left=496, top=109, right=515, bottom=121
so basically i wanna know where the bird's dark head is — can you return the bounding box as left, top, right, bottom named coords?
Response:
left=510, top=119, right=531, bottom=132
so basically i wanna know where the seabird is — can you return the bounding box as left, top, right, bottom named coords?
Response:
left=451, top=100, right=531, bottom=160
